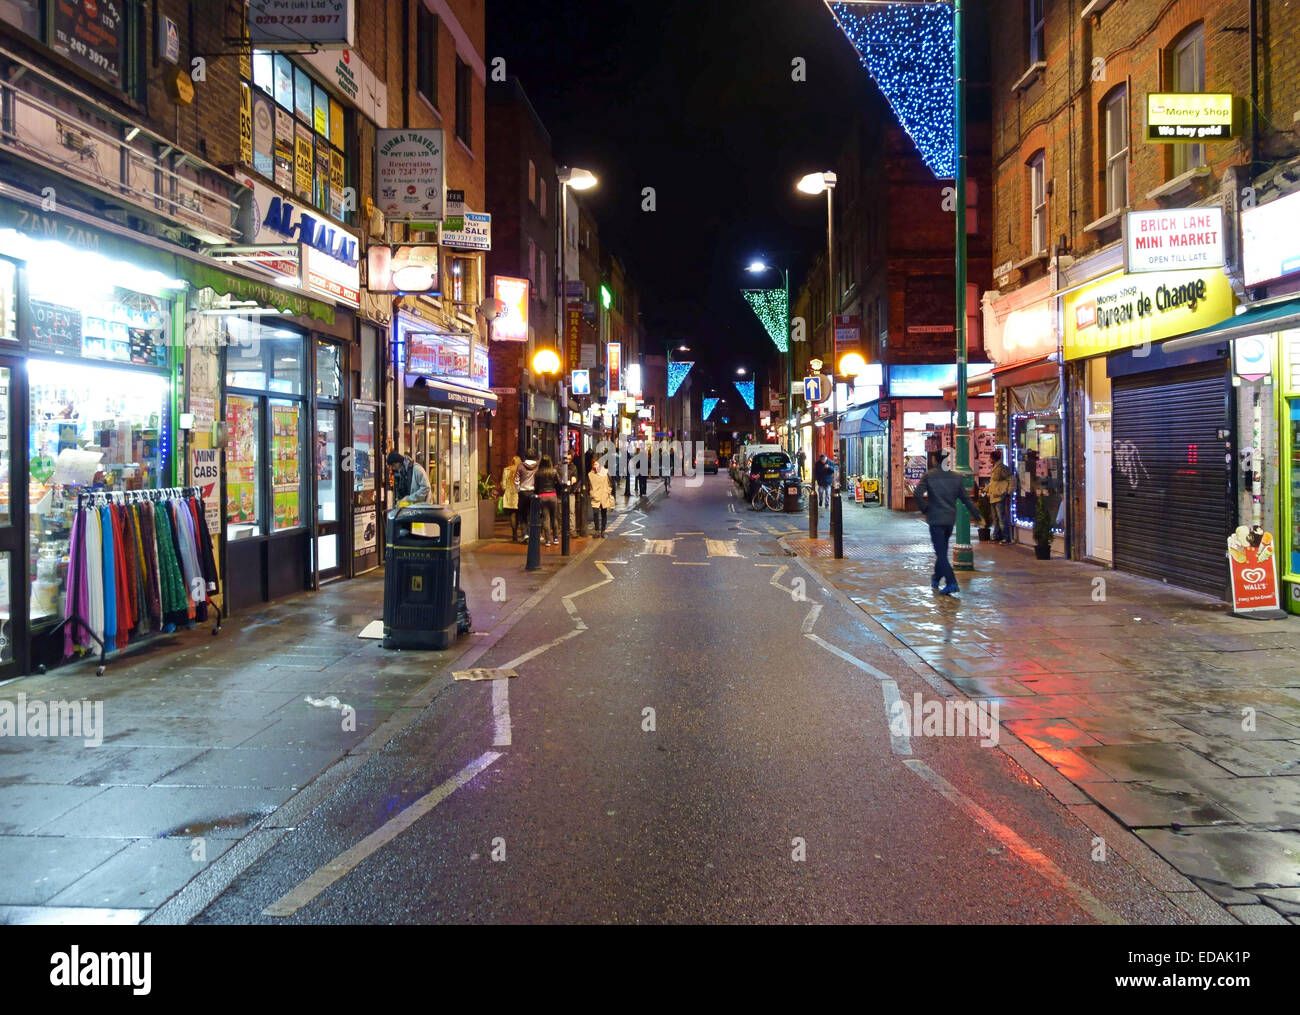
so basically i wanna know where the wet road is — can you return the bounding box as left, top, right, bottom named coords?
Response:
left=194, top=475, right=1196, bottom=923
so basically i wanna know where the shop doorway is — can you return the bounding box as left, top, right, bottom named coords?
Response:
left=0, top=360, right=23, bottom=678
left=314, top=406, right=342, bottom=582
left=1089, top=415, right=1113, bottom=563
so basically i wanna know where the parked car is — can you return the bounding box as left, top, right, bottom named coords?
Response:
left=745, top=450, right=796, bottom=500
left=732, top=443, right=782, bottom=489
left=702, top=449, right=719, bottom=474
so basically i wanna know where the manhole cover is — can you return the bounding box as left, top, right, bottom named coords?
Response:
left=453, top=668, right=519, bottom=682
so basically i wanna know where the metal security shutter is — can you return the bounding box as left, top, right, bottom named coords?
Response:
left=1111, top=360, right=1230, bottom=600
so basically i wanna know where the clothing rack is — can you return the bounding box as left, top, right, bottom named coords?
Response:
left=57, top=485, right=221, bottom=676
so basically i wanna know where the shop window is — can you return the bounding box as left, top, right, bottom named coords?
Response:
left=317, top=341, right=343, bottom=399
left=1012, top=411, right=1065, bottom=532
left=1103, top=87, right=1128, bottom=215
left=244, top=51, right=353, bottom=225
left=226, top=394, right=262, bottom=540
left=417, top=6, right=440, bottom=109
left=27, top=359, right=169, bottom=623
left=1171, top=25, right=1207, bottom=177
left=7, top=0, right=146, bottom=98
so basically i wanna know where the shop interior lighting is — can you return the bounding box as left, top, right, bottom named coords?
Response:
left=6, top=230, right=186, bottom=296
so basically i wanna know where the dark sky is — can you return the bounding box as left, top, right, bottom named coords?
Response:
left=486, top=0, right=876, bottom=383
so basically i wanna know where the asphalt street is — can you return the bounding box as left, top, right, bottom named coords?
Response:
left=193, top=475, right=1198, bottom=924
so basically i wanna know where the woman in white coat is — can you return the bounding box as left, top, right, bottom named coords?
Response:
left=588, top=459, right=615, bottom=538
left=501, top=455, right=521, bottom=541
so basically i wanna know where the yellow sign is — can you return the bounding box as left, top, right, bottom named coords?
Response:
left=1146, top=93, right=1236, bottom=142
left=1063, top=269, right=1235, bottom=361
left=294, top=126, right=313, bottom=200
left=238, top=83, right=253, bottom=165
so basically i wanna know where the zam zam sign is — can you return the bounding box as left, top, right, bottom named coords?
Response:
left=249, top=180, right=361, bottom=308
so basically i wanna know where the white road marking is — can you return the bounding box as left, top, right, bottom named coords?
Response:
left=800, top=604, right=823, bottom=634
left=263, top=751, right=503, bottom=917
left=727, top=503, right=736, bottom=514
left=880, top=680, right=912, bottom=755
left=705, top=539, right=741, bottom=557
left=903, top=759, right=1125, bottom=925
left=676, top=531, right=705, bottom=535
left=492, top=680, right=512, bottom=746
left=640, top=539, right=676, bottom=556
left=674, top=561, right=710, bottom=566
left=803, top=632, right=894, bottom=682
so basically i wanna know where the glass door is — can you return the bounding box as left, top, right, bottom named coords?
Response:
left=315, top=406, right=342, bottom=581
left=0, top=361, right=20, bottom=677
left=352, top=400, right=380, bottom=574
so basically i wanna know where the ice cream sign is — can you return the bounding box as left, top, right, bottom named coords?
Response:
left=1227, top=526, right=1280, bottom=613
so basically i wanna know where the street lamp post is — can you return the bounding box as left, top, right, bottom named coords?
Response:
left=797, top=171, right=841, bottom=558
left=951, top=0, right=974, bottom=572
left=557, top=167, right=599, bottom=541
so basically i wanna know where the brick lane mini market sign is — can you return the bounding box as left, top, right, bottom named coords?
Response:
left=1125, top=208, right=1224, bottom=273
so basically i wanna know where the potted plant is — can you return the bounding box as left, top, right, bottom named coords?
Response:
left=1033, top=495, right=1053, bottom=559
left=477, top=473, right=499, bottom=537
left=976, top=491, right=993, bottom=541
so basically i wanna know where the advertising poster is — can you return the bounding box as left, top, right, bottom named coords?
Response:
left=53, top=0, right=126, bottom=88
left=354, top=508, right=377, bottom=559
left=294, top=124, right=314, bottom=200
left=226, top=395, right=258, bottom=525
left=191, top=446, right=222, bottom=532
left=1227, top=526, right=1280, bottom=613
left=271, top=404, right=300, bottom=529
left=491, top=277, right=529, bottom=341
left=274, top=108, right=295, bottom=191
left=248, top=0, right=354, bottom=48
left=375, top=129, right=445, bottom=220
left=252, top=92, right=275, bottom=179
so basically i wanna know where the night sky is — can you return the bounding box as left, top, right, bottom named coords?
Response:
left=487, top=0, right=876, bottom=387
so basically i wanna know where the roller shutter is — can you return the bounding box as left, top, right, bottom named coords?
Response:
left=1111, top=360, right=1231, bottom=600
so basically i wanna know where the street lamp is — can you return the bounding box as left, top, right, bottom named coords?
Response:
left=746, top=257, right=792, bottom=457
left=797, top=169, right=842, bottom=558
left=557, top=166, right=599, bottom=537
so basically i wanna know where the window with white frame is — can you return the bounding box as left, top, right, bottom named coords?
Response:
left=1172, top=25, right=1206, bottom=176
left=1029, top=0, right=1045, bottom=64
left=1029, top=151, right=1046, bottom=254
left=1104, top=87, right=1128, bottom=214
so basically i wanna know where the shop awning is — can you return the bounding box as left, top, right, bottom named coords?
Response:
left=176, top=260, right=336, bottom=325
left=1162, top=296, right=1300, bottom=353
left=406, top=375, right=498, bottom=410
left=840, top=404, right=886, bottom=437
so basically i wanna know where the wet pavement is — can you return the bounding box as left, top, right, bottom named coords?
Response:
left=787, top=497, right=1300, bottom=924
left=0, top=494, right=648, bottom=924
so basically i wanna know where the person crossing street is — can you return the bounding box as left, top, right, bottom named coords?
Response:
left=914, top=450, right=982, bottom=596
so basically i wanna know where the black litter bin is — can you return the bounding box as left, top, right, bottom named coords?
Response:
left=783, top=479, right=802, bottom=513
left=383, top=505, right=466, bottom=650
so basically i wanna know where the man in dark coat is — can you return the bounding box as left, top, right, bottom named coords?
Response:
left=914, top=451, right=982, bottom=596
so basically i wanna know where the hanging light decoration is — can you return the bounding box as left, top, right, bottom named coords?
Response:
left=733, top=379, right=755, bottom=410
left=703, top=397, right=721, bottom=420
left=826, top=1, right=956, bottom=179
left=740, top=288, right=789, bottom=353
left=667, top=361, right=694, bottom=397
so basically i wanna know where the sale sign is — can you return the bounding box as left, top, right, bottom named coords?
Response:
left=1227, top=526, right=1280, bottom=612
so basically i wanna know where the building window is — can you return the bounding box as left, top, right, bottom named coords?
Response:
left=539, top=251, right=548, bottom=302
left=1029, top=151, right=1046, bottom=254
left=247, top=51, right=353, bottom=224
left=1028, top=0, right=1045, bottom=64
left=1171, top=25, right=1206, bottom=177
left=417, top=6, right=439, bottom=108
left=1104, top=87, right=1128, bottom=215
left=455, top=58, right=472, bottom=148
left=539, top=177, right=547, bottom=220
left=528, top=161, right=536, bottom=205
left=528, top=239, right=536, bottom=286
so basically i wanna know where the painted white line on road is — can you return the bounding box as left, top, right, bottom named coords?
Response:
left=880, top=680, right=912, bottom=755
left=499, top=626, right=585, bottom=670
left=640, top=538, right=676, bottom=556
left=674, top=561, right=710, bottom=566
left=491, top=679, right=512, bottom=746
left=676, top=531, right=705, bottom=535
left=263, top=751, right=503, bottom=918
left=727, top=503, right=736, bottom=514
left=767, top=564, right=788, bottom=588
left=902, top=759, right=1125, bottom=925
left=800, top=603, right=823, bottom=634
left=803, top=632, right=894, bottom=681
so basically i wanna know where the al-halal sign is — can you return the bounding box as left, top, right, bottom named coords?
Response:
left=375, top=129, right=444, bottom=221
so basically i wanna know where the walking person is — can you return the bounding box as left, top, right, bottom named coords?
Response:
left=814, top=455, right=833, bottom=508
left=501, top=455, right=521, bottom=541
left=914, top=450, right=983, bottom=596
left=635, top=441, right=649, bottom=501
left=533, top=455, right=561, bottom=546
left=515, top=450, right=539, bottom=542
left=986, top=450, right=1013, bottom=544
left=796, top=448, right=807, bottom=483
left=664, top=443, right=674, bottom=495
left=588, top=457, right=614, bottom=537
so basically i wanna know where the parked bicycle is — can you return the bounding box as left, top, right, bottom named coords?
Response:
left=750, top=481, right=783, bottom=511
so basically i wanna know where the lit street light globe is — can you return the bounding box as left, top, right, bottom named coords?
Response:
left=532, top=348, right=561, bottom=375
left=838, top=351, right=866, bottom=377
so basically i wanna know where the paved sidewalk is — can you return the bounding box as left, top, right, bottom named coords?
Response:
left=786, top=499, right=1300, bottom=924
left=0, top=512, right=620, bottom=924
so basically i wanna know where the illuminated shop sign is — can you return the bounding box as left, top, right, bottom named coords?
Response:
left=1125, top=207, right=1224, bottom=273
left=1146, top=93, right=1236, bottom=142
left=1241, top=189, right=1300, bottom=288
left=491, top=277, right=529, bottom=341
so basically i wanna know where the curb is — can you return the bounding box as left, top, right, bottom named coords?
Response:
left=777, top=534, right=1240, bottom=926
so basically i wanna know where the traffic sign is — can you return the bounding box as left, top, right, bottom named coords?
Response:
left=571, top=369, right=590, bottom=395
left=804, top=375, right=832, bottom=403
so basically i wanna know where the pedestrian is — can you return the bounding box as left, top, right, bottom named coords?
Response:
left=387, top=450, right=431, bottom=505
left=986, top=450, right=1013, bottom=544
left=796, top=448, right=807, bottom=483
left=914, top=450, right=983, bottom=596
left=664, top=443, right=675, bottom=494
left=501, top=455, right=521, bottom=541
left=815, top=454, right=833, bottom=508
left=515, top=450, right=539, bottom=541
left=635, top=442, right=649, bottom=500
left=533, top=455, right=561, bottom=545
left=588, top=457, right=614, bottom=537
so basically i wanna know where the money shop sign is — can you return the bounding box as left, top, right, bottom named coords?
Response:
left=1063, top=268, right=1235, bottom=361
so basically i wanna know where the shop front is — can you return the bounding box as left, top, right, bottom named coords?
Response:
left=841, top=402, right=886, bottom=503
left=525, top=390, right=560, bottom=461
left=1063, top=266, right=1237, bottom=600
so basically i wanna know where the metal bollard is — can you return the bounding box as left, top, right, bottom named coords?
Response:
left=561, top=491, right=571, bottom=556
left=809, top=485, right=818, bottom=539
left=831, top=485, right=843, bottom=559
left=525, top=496, right=541, bottom=571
